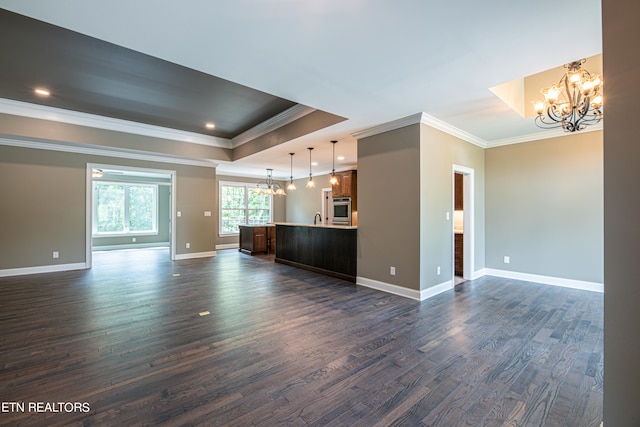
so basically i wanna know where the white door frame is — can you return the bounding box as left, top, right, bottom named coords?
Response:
left=85, top=163, right=177, bottom=268
left=321, top=187, right=333, bottom=225
left=452, top=164, right=474, bottom=281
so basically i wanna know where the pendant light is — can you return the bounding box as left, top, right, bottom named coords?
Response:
left=306, top=147, right=315, bottom=188
left=287, top=153, right=296, bottom=191
left=329, top=140, right=338, bottom=185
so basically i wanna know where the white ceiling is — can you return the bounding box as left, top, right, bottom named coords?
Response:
left=0, top=0, right=602, bottom=179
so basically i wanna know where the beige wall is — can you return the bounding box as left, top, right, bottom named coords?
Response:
left=603, top=0, right=640, bottom=424
left=0, top=113, right=232, bottom=162
left=357, top=124, right=422, bottom=290
left=420, top=124, right=485, bottom=286
left=357, top=123, right=485, bottom=293
left=0, top=144, right=217, bottom=270
left=486, top=131, right=603, bottom=283
left=284, top=173, right=332, bottom=225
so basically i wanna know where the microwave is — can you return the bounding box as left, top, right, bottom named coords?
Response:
left=332, top=197, right=351, bottom=225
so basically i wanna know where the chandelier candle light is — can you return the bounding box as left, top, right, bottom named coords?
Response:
left=254, top=168, right=286, bottom=195
left=306, top=147, right=315, bottom=188
left=533, top=59, right=603, bottom=132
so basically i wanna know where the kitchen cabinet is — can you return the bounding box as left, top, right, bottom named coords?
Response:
left=238, top=225, right=275, bottom=255
left=275, top=224, right=357, bottom=282
left=331, top=170, right=357, bottom=198
left=455, top=233, right=463, bottom=276
left=455, top=173, right=463, bottom=210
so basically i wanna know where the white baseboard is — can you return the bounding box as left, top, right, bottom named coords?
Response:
left=356, top=276, right=453, bottom=301
left=93, top=243, right=170, bottom=251
left=484, top=268, right=604, bottom=293
left=0, top=262, right=88, bottom=278
left=420, top=279, right=454, bottom=300
left=471, top=268, right=487, bottom=280
left=215, top=243, right=239, bottom=250
left=174, top=251, right=217, bottom=261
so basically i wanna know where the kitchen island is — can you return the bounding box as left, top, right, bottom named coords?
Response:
left=274, top=223, right=357, bottom=282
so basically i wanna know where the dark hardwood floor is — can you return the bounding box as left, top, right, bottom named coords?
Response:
left=0, top=249, right=603, bottom=426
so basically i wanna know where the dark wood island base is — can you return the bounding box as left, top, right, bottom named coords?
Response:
left=274, top=223, right=357, bottom=282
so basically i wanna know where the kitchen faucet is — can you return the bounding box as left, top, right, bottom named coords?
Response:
left=313, top=212, right=322, bottom=225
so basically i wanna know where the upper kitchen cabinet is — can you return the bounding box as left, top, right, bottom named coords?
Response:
left=332, top=170, right=357, bottom=198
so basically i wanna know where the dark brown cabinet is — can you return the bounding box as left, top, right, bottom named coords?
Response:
left=455, top=233, right=463, bottom=276
left=275, top=224, right=357, bottom=282
left=455, top=173, right=463, bottom=210
left=331, top=170, right=357, bottom=198
left=238, top=225, right=275, bottom=255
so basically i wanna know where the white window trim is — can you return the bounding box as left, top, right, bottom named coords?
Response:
left=219, top=180, right=273, bottom=236
left=92, top=181, right=159, bottom=237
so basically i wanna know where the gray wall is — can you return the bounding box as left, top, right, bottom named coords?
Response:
left=284, top=173, right=331, bottom=224
left=485, top=131, right=603, bottom=283
left=358, top=125, right=422, bottom=290
left=0, top=144, right=217, bottom=270
left=420, top=124, right=485, bottom=286
left=603, top=0, right=640, bottom=424
left=215, top=174, right=286, bottom=247
left=357, top=123, right=485, bottom=292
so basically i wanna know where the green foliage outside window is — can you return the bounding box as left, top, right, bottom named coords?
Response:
left=94, top=182, right=157, bottom=235
left=220, top=184, right=271, bottom=234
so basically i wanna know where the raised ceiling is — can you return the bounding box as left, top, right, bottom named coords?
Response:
left=0, top=1, right=602, bottom=178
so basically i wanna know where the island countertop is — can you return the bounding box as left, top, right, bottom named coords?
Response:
left=271, top=222, right=357, bottom=230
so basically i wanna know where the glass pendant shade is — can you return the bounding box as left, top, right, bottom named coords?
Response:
left=306, top=147, right=315, bottom=189
left=329, top=140, right=338, bottom=185
left=287, top=153, right=296, bottom=191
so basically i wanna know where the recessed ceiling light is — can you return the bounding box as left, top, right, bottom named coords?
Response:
left=34, top=88, right=50, bottom=96
left=205, top=122, right=215, bottom=129
left=337, top=156, right=345, bottom=161
left=312, top=162, right=318, bottom=166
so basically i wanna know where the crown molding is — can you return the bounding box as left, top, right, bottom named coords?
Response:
left=351, top=112, right=423, bottom=140
left=353, top=111, right=603, bottom=149
left=0, top=136, right=219, bottom=168
left=486, top=122, right=604, bottom=148
left=419, top=113, right=488, bottom=148
left=0, top=98, right=232, bottom=149
left=230, top=104, right=316, bottom=148
left=352, top=112, right=488, bottom=148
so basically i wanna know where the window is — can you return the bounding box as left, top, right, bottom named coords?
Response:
left=93, top=182, right=158, bottom=236
left=219, top=182, right=272, bottom=235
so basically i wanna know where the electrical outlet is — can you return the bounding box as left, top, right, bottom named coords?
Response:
left=52, top=251, right=59, bottom=259
left=504, top=256, right=510, bottom=264
left=177, top=211, right=182, bottom=217
left=186, top=243, right=190, bottom=249
left=437, top=266, right=441, bottom=275
left=390, top=266, right=396, bottom=276
left=132, top=237, right=136, bottom=242
left=446, top=212, right=450, bottom=220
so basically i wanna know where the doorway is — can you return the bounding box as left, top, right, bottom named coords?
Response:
left=452, top=165, right=474, bottom=284
left=86, top=164, right=177, bottom=268
left=322, top=188, right=333, bottom=225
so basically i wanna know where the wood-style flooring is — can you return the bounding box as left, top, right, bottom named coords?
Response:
left=0, top=249, right=603, bottom=426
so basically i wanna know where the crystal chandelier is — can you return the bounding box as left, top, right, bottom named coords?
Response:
left=533, top=59, right=603, bottom=132
left=254, top=169, right=286, bottom=195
